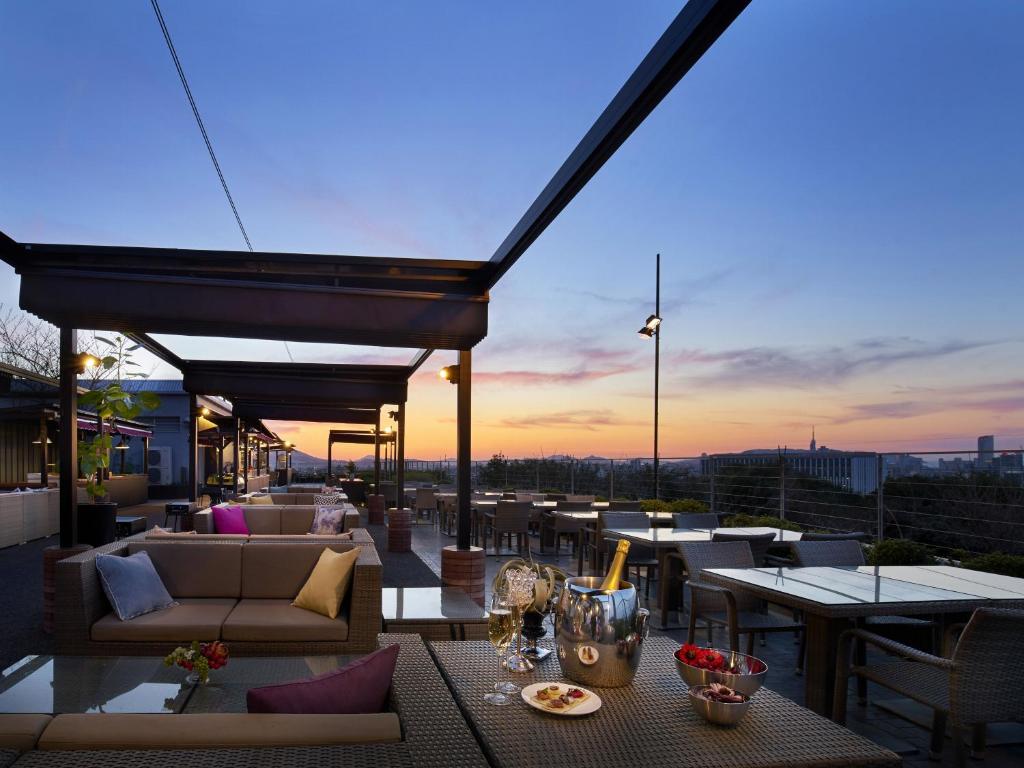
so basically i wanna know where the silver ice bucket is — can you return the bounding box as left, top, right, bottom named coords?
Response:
left=554, top=576, right=649, bottom=688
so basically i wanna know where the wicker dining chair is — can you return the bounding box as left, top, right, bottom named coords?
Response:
left=556, top=500, right=592, bottom=512
left=672, top=512, right=720, bottom=529
left=834, top=607, right=1024, bottom=767
left=484, top=500, right=532, bottom=556
left=675, top=541, right=804, bottom=659
left=414, top=488, right=437, bottom=526
left=609, top=499, right=642, bottom=511
left=710, top=531, right=776, bottom=567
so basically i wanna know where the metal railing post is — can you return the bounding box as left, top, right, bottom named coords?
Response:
left=876, top=453, right=885, bottom=543
left=570, top=459, right=575, bottom=495
left=609, top=459, right=615, bottom=499
left=709, top=457, right=716, bottom=514
left=779, top=454, right=786, bottom=523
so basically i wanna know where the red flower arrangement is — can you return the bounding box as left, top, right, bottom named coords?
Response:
left=675, top=644, right=766, bottom=674
left=164, top=640, right=229, bottom=683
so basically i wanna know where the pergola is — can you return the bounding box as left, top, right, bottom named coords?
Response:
left=0, top=0, right=748, bottom=577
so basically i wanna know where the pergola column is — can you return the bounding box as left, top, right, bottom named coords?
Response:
left=58, top=328, right=78, bottom=548
left=188, top=395, right=198, bottom=502
left=442, top=348, right=483, bottom=604
left=395, top=403, right=405, bottom=510
left=327, top=437, right=333, bottom=481
left=38, top=412, right=49, bottom=488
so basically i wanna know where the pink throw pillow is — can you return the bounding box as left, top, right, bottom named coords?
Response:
left=212, top=505, right=250, bottom=535
left=246, top=644, right=399, bottom=714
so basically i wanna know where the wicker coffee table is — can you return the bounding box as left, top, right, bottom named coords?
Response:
left=429, top=636, right=899, bottom=768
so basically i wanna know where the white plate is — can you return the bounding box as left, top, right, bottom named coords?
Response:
left=521, top=682, right=602, bottom=716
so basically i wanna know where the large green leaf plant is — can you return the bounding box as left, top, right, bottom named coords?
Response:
left=78, top=335, right=160, bottom=501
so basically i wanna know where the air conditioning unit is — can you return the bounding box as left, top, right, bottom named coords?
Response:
left=148, top=446, right=173, bottom=486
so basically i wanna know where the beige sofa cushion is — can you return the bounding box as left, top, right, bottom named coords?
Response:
left=241, top=542, right=357, bottom=598
left=0, top=714, right=52, bottom=751
left=269, top=494, right=297, bottom=505
left=128, top=541, right=242, bottom=598
left=222, top=599, right=349, bottom=642
left=280, top=507, right=315, bottom=534
left=91, top=598, right=236, bottom=642
left=242, top=505, right=281, bottom=535
left=38, top=712, right=400, bottom=750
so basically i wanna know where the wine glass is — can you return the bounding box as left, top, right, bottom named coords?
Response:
left=505, top=569, right=538, bottom=674
left=484, top=592, right=514, bottom=705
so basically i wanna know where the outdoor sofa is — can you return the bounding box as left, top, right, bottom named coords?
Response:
left=55, top=538, right=382, bottom=656
left=192, top=503, right=361, bottom=535
left=0, top=634, right=489, bottom=766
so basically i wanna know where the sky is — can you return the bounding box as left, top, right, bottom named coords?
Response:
left=2, top=1, right=1023, bottom=461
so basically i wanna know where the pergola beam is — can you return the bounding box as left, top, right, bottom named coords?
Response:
left=483, top=0, right=750, bottom=289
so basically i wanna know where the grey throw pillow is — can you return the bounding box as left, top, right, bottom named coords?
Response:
left=96, top=551, right=176, bottom=621
left=309, top=506, right=345, bottom=535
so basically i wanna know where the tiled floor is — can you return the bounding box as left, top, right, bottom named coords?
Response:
left=408, top=518, right=1024, bottom=768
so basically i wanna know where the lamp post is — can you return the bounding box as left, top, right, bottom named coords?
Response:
left=637, top=253, right=662, bottom=499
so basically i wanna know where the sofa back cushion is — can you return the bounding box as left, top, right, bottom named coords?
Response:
left=128, top=541, right=243, bottom=598
left=95, top=551, right=176, bottom=620
left=293, top=494, right=319, bottom=505
left=280, top=507, right=316, bottom=535
left=243, top=506, right=282, bottom=535
left=269, top=494, right=297, bottom=505
left=247, top=644, right=399, bottom=714
left=240, top=542, right=358, bottom=599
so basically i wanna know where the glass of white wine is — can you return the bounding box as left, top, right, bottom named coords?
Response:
left=484, top=592, right=515, bottom=705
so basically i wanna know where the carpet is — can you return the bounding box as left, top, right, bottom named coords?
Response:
left=362, top=523, right=441, bottom=588
left=0, top=535, right=56, bottom=670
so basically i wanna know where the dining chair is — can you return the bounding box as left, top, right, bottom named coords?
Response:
left=542, top=509, right=585, bottom=556
left=485, top=500, right=532, bottom=556
left=711, top=531, right=776, bottom=566
left=414, top=488, right=437, bottom=526
left=672, top=512, right=720, bottom=529
left=556, top=500, right=592, bottom=512
left=675, top=540, right=804, bottom=659
left=834, top=608, right=1024, bottom=767
left=609, top=499, right=641, bottom=511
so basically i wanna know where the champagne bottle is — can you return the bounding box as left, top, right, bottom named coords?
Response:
left=600, top=539, right=631, bottom=591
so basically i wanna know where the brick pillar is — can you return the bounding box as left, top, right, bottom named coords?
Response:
left=441, top=545, right=485, bottom=605
left=43, top=544, right=90, bottom=633
left=387, top=508, right=412, bottom=552
left=367, top=494, right=386, bottom=525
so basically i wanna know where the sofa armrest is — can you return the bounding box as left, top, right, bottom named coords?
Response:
left=346, top=544, right=383, bottom=650
left=193, top=509, right=214, bottom=533
left=55, top=541, right=131, bottom=653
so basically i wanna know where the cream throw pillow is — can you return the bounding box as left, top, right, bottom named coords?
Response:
left=292, top=547, right=360, bottom=619
left=249, top=495, right=274, bottom=505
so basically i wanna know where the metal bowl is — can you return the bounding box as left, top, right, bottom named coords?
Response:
left=688, top=685, right=751, bottom=726
left=674, top=648, right=767, bottom=696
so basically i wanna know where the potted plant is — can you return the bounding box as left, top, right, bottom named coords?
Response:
left=77, top=335, right=159, bottom=546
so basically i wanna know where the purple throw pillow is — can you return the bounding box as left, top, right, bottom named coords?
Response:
left=246, top=644, right=399, bottom=714
left=212, top=504, right=250, bottom=534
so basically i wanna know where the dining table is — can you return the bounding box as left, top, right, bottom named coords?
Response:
left=700, top=564, right=1024, bottom=716
left=599, top=527, right=804, bottom=629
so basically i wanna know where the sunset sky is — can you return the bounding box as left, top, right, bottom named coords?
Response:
left=2, top=1, right=1023, bottom=461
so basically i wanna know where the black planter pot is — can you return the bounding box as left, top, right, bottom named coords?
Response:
left=78, top=502, right=118, bottom=547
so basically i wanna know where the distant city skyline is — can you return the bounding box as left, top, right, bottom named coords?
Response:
left=2, top=2, right=1022, bottom=460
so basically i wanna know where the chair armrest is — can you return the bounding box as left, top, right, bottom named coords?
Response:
left=55, top=541, right=131, bottom=653
left=193, top=509, right=213, bottom=533
left=347, top=545, right=383, bottom=651
left=942, top=622, right=967, bottom=658
left=663, top=551, right=688, bottom=580
left=840, top=628, right=954, bottom=671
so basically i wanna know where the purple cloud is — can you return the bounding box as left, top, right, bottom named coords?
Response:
left=498, top=409, right=643, bottom=431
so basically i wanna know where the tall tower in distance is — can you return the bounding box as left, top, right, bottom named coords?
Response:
left=978, top=435, right=995, bottom=467
left=810, top=426, right=817, bottom=452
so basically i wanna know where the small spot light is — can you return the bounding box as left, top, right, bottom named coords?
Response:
left=439, top=365, right=460, bottom=384
left=637, top=326, right=655, bottom=339
left=383, top=426, right=393, bottom=435
left=200, top=406, right=211, bottom=417
left=284, top=441, right=292, bottom=448
left=67, top=353, right=100, bottom=373
left=644, top=314, right=662, bottom=330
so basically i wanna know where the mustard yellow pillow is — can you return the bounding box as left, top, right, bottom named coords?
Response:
left=292, top=547, right=360, bottom=619
left=249, top=495, right=274, bottom=505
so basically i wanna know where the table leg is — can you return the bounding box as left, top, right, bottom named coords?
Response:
left=803, top=613, right=850, bottom=717
left=657, top=548, right=672, bottom=629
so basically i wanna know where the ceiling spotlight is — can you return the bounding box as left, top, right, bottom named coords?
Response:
left=284, top=441, right=293, bottom=448
left=383, top=426, right=393, bottom=435
left=200, top=406, right=211, bottom=417
left=439, top=365, right=460, bottom=384
left=644, top=314, right=661, bottom=330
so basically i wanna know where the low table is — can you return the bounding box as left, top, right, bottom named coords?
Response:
left=429, top=636, right=899, bottom=768
left=115, top=515, right=146, bottom=539
left=382, top=587, right=488, bottom=640
left=0, top=655, right=190, bottom=714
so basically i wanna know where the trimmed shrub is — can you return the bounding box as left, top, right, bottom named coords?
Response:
left=669, top=499, right=709, bottom=515
left=722, top=514, right=803, bottom=531
left=867, top=539, right=935, bottom=566
left=960, top=552, right=1024, bottom=579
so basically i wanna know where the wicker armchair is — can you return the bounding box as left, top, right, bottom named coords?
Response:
left=672, top=512, right=720, bottom=529
left=483, top=500, right=531, bottom=556
left=673, top=541, right=804, bottom=659
left=834, top=608, right=1024, bottom=767
left=541, top=510, right=584, bottom=556
left=414, top=488, right=437, bottom=525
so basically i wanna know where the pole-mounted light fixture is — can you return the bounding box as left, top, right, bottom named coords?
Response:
left=66, top=352, right=100, bottom=373
left=637, top=314, right=661, bottom=338
left=439, top=365, right=460, bottom=384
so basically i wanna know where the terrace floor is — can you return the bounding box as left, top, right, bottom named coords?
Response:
left=0, top=504, right=1020, bottom=767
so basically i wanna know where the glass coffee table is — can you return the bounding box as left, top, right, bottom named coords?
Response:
left=382, top=587, right=488, bottom=640
left=0, top=655, right=192, bottom=714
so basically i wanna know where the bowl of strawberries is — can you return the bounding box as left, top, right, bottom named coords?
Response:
left=674, top=644, right=766, bottom=696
